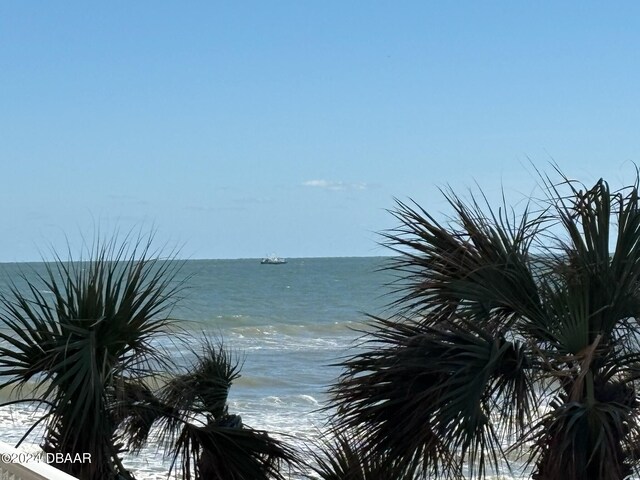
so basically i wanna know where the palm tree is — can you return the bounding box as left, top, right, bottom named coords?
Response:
left=0, top=235, right=185, bottom=479
left=0, top=234, right=298, bottom=480
left=330, top=173, right=640, bottom=480
left=123, top=337, right=298, bottom=480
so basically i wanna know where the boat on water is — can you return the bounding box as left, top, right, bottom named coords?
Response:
left=261, top=254, right=287, bottom=264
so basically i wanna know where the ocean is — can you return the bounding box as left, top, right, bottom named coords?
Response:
left=0, top=257, right=393, bottom=479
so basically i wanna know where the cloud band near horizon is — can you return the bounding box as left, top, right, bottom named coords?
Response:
left=302, top=180, right=367, bottom=191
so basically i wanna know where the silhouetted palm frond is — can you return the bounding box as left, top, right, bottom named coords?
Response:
left=307, top=429, right=419, bottom=480
left=0, top=233, right=185, bottom=479
left=331, top=170, right=640, bottom=480
left=144, top=337, right=299, bottom=480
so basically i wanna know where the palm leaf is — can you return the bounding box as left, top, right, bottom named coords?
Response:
left=307, top=429, right=419, bottom=480
left=332, top=170, right=640, bottom=479
left=0, top=233, right=186, bottom=480
left=125, top=336, right=299, bottom=480
left=333, top=315, right=534, bottom=479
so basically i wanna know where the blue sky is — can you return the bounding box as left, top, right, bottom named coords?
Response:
left=1, top=2, right=639, bottom=261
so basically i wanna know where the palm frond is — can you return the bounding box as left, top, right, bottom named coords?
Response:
left=169, top=421, right=296, bottom=480
left=382, top=196, right=544, bottom=331
left=0, top=233, right=186, bottom=480
left=134, top=336, right=299, bottom=480
left=162, top=336, right=242, bottom=421
left=307, top=429, right=419, bottom=480
left=332, top=315, right=534, bottom=478
left=526, top=400, right=635, bottom=480
left=332, top=170, right=640, bottom=480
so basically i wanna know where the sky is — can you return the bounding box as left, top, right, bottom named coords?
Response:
left=1, top=2, right=640, bottom=261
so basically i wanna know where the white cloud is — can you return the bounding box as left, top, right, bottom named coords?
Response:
left=303, top=179, right=337, bottom=189
left=302, top=180, right=367, bottom=191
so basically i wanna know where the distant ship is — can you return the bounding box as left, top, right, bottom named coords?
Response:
left=261, top=254, right=287, bottom=265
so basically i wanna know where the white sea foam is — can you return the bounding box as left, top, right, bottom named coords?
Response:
left=297, top=394, right=320, bottom=405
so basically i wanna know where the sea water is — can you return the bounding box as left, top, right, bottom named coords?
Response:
left=0, top=257, right=393, bottom=478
